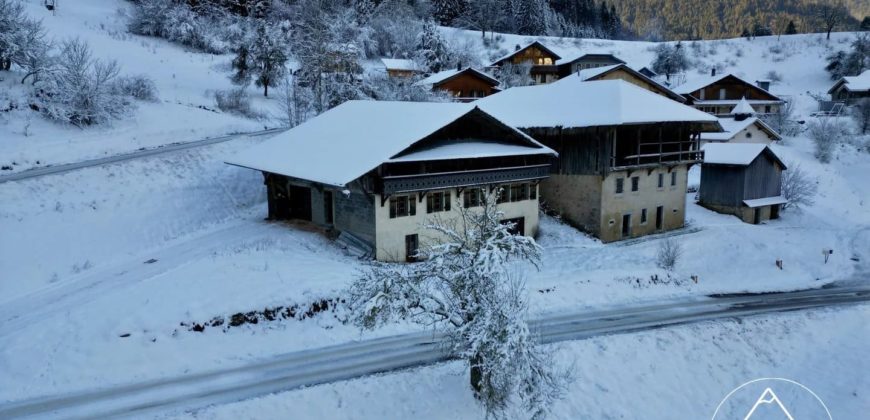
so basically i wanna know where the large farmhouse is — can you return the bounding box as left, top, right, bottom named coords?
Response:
left=489, top=41, right=562, bottom=85
left=227, top=101, right=556, bottom=262
left=674, top=71, right=785, bottom=117
left=478, top=79, right=721, bottom=242
left=699, top=144, right=786, bottom=224
left=828, top=70, right=870, bottom=103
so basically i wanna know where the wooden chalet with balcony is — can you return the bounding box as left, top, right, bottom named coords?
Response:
left=555, top=63, right=685, bottom=103
left=478, top=78, right=721, bottom=242
left=673, top=71, right=785, bottom=117
left=556, top=53, right=626, bottom=77
left=226, top=101, right=556, bottom=262
left=414, top=67, right=501, bottom=102
left=828, top=70, right=870, bottom=104
left=489, top=41, right=562, bottom=84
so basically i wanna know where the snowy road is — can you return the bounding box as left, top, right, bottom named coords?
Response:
left=0, top=128, right=286, bottom=183
left=1, top=282, right=867, bottom=420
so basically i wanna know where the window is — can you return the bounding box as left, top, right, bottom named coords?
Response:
left=631, top=176, right=639, bottom=192
left=641, top=208, right=648, bottom=224
left=670, top=172, right=677, bottom=186
left=510, top=183, right=529, bottom=202
left=656, top=206, right=664, bottom=230
left=746, top=132, right=753, bottom=138
left=405, top=234, right=419, bottom=263
left=657, top=173, right=664, bottom=188
left=699, top=89, right=705, bottom=100
left=719, top=88, right=726, bottom=100
left=426, top=191, right=451, bottom=213
left=389, top=195, right=416, bottom=218
left=530, top=184, right=537, bottom=200
left=463, top=188, right=483, bottom=208
left=764, top=105, right=771, bottom=113
left=615, top=178, right=624, bottom=194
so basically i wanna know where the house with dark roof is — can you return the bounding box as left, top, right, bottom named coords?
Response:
left=699, top=143, right=787, bottom=224
left=673, top=71, right=785, bottom=117
left=414, top=67, right=500, bottom=102
left=489, top=41, right=562, bottom=84
left=226, top=101, right=556, bottom=262
left=556, top=53, right=626, bottom=77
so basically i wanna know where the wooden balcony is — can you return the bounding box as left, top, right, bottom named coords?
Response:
left=381, top=164, right=551, bottom=195
left=610, top=139, right=703, bottom=170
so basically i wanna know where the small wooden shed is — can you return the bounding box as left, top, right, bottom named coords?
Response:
left=699, top=143, right=787, bottom=224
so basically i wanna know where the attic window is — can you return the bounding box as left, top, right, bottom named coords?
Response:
left=746, top=132, right=753, bottom=138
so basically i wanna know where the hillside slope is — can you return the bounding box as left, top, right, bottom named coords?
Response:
left=0, top=0, right=275, bottom=173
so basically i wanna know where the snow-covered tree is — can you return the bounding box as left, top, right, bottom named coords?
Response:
left=249, top=21, right=291, bottom=97
left=497, top=62, right=534, bottom=89
left=513, top=0, right=548, bottom=36
left=0, top=0, right=47, bottom=72
left=652, top=42, right=689, bottom=80
left=415, top=19, right=452, bottom=73
left=348, top=190, right=569, bottom=418
left=31, top=39, right=134, bottom=126
left=431, top=0, right=466, bottom=26
left=455, top=0, right=506, bottom=39
left=780, top=162, right=818, bottom=211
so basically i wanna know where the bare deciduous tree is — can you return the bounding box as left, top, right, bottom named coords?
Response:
left=656, top=238, right=682, bottom=271
left=807, top=118, right=845, bottom=163
left=816, top=1, right=848, bottom=41
left=781, top=162, right=818, bottom=211
left=347, top=191, right=569, bottom=418
left=852, top=98, right=870, bottom=134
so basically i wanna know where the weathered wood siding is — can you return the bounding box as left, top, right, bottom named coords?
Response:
left=699, top=165, right=746, bottom=207
left=528, top=128, right=609, bottom=176
left=436, top=73, right=498, bottom=99
left=333, top=179, right=376, bottom=246
left=742, top=154, right=782, bottom=200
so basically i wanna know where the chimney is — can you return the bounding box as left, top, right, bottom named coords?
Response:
left=711, top=68, right=716, bottom=77
left=756, top=80, right=770, bottom=91
left=457, top=62, right=462, bottom=71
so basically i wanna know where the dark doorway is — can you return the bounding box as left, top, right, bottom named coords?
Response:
left=288, top=185, right=312, bottom=221
left=501, top=217, right=526, bottom=236
left=621, top=214, right=632, bottom=238
left=753, top=208, right=761, bottom=224
left=266, top=174, right=291, bottom=220
left=770, top=204, right=780, bottom=220
left=405, top=234, right=419, bottom=262
left=323, top=190, right=334, bottom=224
left=655, top=206, right=664, bottom=230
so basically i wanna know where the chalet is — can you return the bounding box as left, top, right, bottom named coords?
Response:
left=489, top=41, right=562, bottom=84
left=673, top=71, right=785, bottom=117
left=828, top=70, right=870, bottom=103
left=556, top=53, right=626, bottom=77
left=555, top=63, right=685, bottom=103
left=700, top=97, right=781, bottom=145
left=414, top=67, right=501, bottom=102
left=699, top=144, right=787, bottom=224
left=226, top=101, right=556, bottom=262
left=381, top=58, right=421, bottom=78
left=478, top=79, right=721, bottom=242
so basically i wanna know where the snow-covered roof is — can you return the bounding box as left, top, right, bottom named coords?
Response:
left=702, top=143, right=784, bottom=167
left=731, top=97, right=755, bottom=115
left=226, top=101, right=552, bottom=187
left=673, top=73, right=783, bottom=101
left=490, top=41, right=562, bottom=66
left=476, top=79, right=720, bottom=131
left=389, top=140, right=553, bottom=162
left=414, top=68, right=499, bottom=88
left=700, top=117, right=781, bottom=142
left=557, top=63, right=685, bottom=102
left=381, top=58, right=420, bottom=72
left=743, top=196, right=788, bottom=208
left=840, top=70, right=870, bottom=91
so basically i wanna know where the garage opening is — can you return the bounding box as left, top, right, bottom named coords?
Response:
left=288, top=185, right=313, bottom=221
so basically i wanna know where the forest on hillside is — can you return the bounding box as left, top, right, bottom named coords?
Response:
left=608, top=0, right=867, bottom=40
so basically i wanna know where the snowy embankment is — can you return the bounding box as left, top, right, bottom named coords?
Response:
left=169, top=305, right=870, bottom=419
left=0, top=0, right=274, bottom=174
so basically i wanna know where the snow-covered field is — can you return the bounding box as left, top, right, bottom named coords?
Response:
left=168, top=305, right=870, bottom=420
left=1, top=0, right=869, bottom=416
left=0, top=0, right=272, bottom=173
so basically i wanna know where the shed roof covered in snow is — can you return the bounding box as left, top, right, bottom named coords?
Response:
left=731, top=97, right=756, bottom=115
left=699, top=117, right=781, bottom=142
left=226, top=101, right=554, bottom=187
left=381, top=58, right=420, bottom=72
left=828, top=69, right=870, bottom=94
left=414, top=67, right=500, bottom=88
left=702, top=143, right=785, bottom=168
left=557, top=63, right=686, bottom=102
left=476, top=79, right=720, bottom=131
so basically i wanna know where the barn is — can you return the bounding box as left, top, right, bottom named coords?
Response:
left=699, top=143, right=787, bottom=224
left=226, top=101, right=556, bottom=262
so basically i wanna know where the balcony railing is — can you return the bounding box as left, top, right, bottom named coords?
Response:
left=382, top=164, right=551, bottom=195
left=610, top=140, right=703, bottom=170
